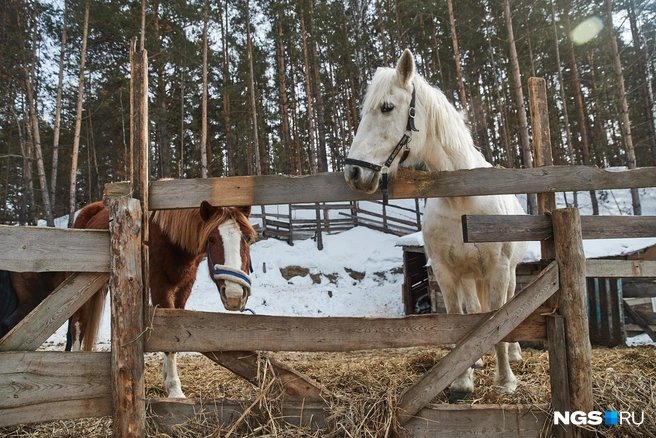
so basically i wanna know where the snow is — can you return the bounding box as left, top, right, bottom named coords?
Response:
left=40, top=186, right=656, bottom=350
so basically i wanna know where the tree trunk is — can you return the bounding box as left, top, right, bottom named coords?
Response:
left=220, top=1, right=234, bottom=176
left=552, top=1, right=577, bottom=207
left=309, top=0, right=328, bottom=173
left=246, top=0, right=261, bottom=175
left=299, top=0, right=317, bottom=174
left=68, top=1, right=90, bottom=228
left=565, top=9, right=598, bottom=213
left=22, top=7, right=53, bottom=226
left=275, top=16, right=292, bottom=175
left=447, top=0, right=468, bottom=120
left=51, top=0, right=67, bottom=215
left=628, top=0, right=656, bottom=166
left=606, top=0, right=641, bottom=215
left=503, top=0, right=536, bottom=215
left=200, top=0, right=209, bottom=178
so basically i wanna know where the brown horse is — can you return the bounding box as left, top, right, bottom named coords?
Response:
left=70, top=200, right=255, bottom=397
left=1, top=200, right=255, bottom=397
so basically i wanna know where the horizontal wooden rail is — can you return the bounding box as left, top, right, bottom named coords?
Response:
left=144, top=307, right=547, bottom=353
left=462, top=214, right=656, bottom=242
left=0, top=351, right=112, bottom=428
left=0, top=225, right=110, bottom=272
left=586, top=260, right=656, bottom=278
left=103, top=166, right=656, bottom=210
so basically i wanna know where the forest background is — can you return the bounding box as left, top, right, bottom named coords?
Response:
left=1, top=0, right=655, bottom=226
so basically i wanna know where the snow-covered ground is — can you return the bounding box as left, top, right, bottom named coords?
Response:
left=40, top=184, right=656, bottom=350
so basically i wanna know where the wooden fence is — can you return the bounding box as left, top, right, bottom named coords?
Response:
left=256, top=199, right=422, bottom=249
left=3, top=62, right=656, bottom=438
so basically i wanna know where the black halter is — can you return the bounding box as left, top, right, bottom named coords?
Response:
left=345, top=84, right=419, bottom=204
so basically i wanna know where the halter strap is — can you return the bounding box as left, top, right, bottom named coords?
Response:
left=345, top=84, right=419, bottom=205
left=207, top=246, right=253, bottom=289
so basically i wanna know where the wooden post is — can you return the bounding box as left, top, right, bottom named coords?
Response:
left=529, top=77, right=556, bottom=261
left=546, top=315, right=572, bottom=438
left=129, top=37, right=149, bottom=314
left=108, top=197, right=145, bottom=438
left=552, top=208, right=593, bottom=438
left=314, top=202, right=323, bottom=250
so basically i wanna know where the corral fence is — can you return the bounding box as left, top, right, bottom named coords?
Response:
left=256, top=199, right=422, bottom=249
left=2, top=48, right=656, bottom=438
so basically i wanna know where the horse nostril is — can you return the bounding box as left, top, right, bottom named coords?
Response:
left=351, top=166, right=361, bottom=182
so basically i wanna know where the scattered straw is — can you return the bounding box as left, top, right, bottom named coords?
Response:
left=1, top=346, right=654, bottom=437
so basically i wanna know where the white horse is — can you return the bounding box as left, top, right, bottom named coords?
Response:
left=344, top=49, right=528, bottom=401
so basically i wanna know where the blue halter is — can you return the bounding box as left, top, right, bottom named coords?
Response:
left=207, top=245, right=253, bottom=288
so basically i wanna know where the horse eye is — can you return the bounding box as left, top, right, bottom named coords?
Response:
left=381, top=102, right=395, bottom=113
left=208, top=237, right=216, bottom=244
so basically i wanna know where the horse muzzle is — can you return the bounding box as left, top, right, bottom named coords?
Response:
left=344, top=163, right=380, bottom=194
left=212, top=265, right=252, bottom=311
left=219, top=284, right=251, bottom=311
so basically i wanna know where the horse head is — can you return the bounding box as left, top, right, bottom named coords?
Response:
left=345, top=49, right=420, bottom=195
left=200, top=201, right=254, bottom=312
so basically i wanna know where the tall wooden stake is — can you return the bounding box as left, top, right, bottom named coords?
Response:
left=553, top=208, right=593, bottom=438
left=108, top=197, right=145, bottom=438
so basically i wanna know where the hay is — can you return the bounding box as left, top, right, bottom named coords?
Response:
left=1, top=346, right=654, bottom=437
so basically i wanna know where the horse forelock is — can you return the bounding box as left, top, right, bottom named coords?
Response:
left=152, top=207, right=254, bottom=256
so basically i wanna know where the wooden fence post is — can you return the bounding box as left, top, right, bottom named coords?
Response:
left=109, top=197, right=145, bottom=438
left=552, top=208, right=593, bottom=438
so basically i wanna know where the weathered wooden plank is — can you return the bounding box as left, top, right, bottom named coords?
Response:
left=0, top=272, right=108, bottom=352
left=149, top=399, right=547, bottom=436
left=396, top=261, right=559, bottom=424
left=623, top=301, right=656, bottom=342
left=203, top=351, right=328, bottom=403
left=0, top=225, right=110, bottom=272
left=529, top=76, right=557, bottom=263
left=586, top=260, right=656, bottom=278
left=102, top=166, right=656, bottom=210
left=553, top=208, right=593, bottom=436
left=623, top=280, right=656, bottom=298
left=404, top=404, right=549, bottom=438
left=148, top=398, right=328, bottom=429
left=462, top=214, right=656, bottom=242
left=0, top=351, right=112, bottom=427
left=145, top=308, right=547, bottom=353
left=108, top=197, right=145, bottom=437
left=546, top=315, right=572, bottom=438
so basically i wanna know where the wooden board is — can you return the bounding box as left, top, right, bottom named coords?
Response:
left=396, top=262, right=559, bottom=424
left=103, top=166, right=656, bottom=210
left=144, top=308, right=547, bottom=353
left=586, top=260, right=656, bottom=278
left=0, top=351, right=112, bottom=427
left=0, top=225, right=110, bottom=272
left=404, top=404, right=550, bottom=438
left=462, top=214, right=656, bottom=242
left=0, top=272, right=109, bottom=351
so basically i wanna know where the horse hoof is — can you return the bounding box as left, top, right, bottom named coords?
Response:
left=496, top=378, right=518, bottom=394
left=449, top=390, right=472, bottom=403
left=473, top=358, right=484, bottom=369
left=509, top=343, right=522, bottom=362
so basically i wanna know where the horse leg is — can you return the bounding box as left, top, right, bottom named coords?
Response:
left=505, top=268, right=522, bottom=363
left=162, top=352, right=185, bottom=398
left=487, top=273, right=517, bottom=394
left=437, top=272, right=475, bottom=402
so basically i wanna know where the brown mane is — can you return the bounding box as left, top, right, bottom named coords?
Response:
left=151, top=207, right=254, bottom=255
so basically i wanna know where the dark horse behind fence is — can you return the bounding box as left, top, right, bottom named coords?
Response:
left=0, top=200, right=255, bottom=397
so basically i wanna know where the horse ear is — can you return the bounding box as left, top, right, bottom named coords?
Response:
left=199, top=201, right=215, bottom=221
left=238, top=206, right=251, bottom=217
left=396, top=49, right=415, bottom=87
